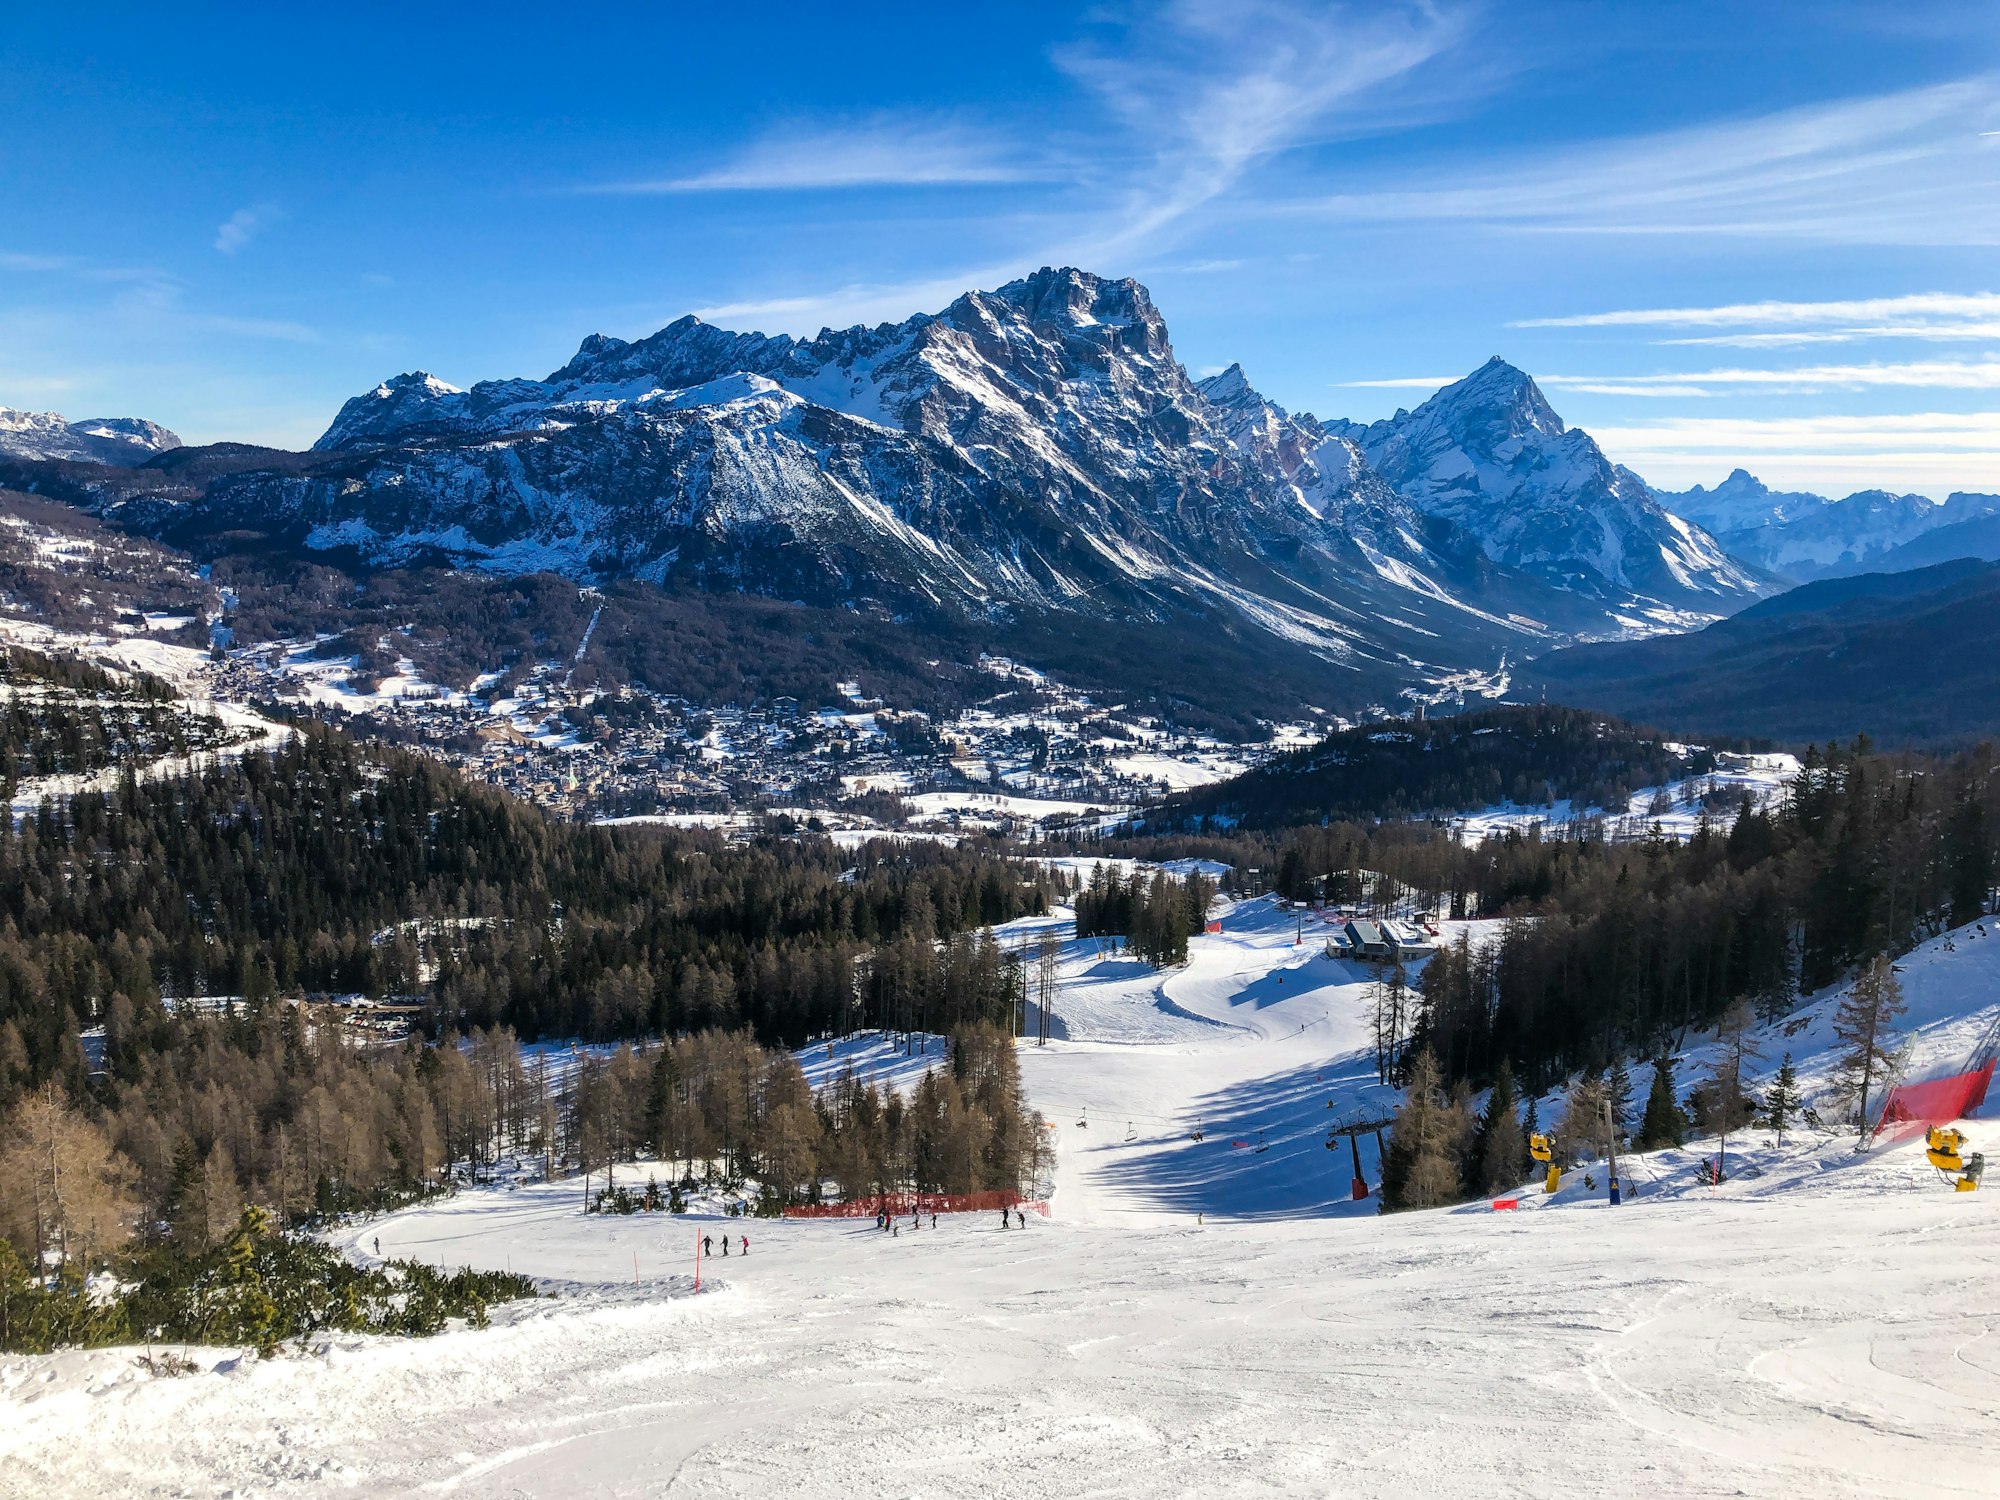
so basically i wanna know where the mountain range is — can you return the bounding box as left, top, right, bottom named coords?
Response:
left=1657, top=468, right=2000, bottom=583
left=99, top=268, right=1770, bottom=713
left=3, top=265, right=1995, bottom=731
left=0, top=407, right=181, bottom=467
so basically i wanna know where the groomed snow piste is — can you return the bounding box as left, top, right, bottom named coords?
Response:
left=3, top=901, right=1997, bottom=1498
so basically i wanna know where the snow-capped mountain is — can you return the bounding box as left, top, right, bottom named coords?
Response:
left=0, top=407, right=181, bottom=467
left=127, top=269, right=1786, bottom=712
left=196, top=270, right=1672, bottom=699
left=1653, top=469, right=2000, bottom=584
left=1326, top=357, right=1764, bottom=618
left=1676, top=486, right=2000, bottom=583
left=1658, top=468, right=1830, bottom=534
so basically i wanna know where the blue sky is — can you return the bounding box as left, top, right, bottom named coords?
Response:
left=3, top=1, right=1999, bottom=495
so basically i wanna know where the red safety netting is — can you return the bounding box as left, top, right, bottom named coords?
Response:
left=1872, top=1060, right=1995, bottom=1146
left=783, top=1190, right=1048, bottom=1219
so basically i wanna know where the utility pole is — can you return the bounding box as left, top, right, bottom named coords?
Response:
left=1602, top=1098, right=1621, bottom=1206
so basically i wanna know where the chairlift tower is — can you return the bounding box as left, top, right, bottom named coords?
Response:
left=1326, top=1112, right=1395, bottom=1201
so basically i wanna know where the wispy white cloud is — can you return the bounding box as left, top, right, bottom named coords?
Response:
left=585, top=118, right=1038, bottom=194
left=1343, top=359, right=2000, bottom=399
left=1148, top=257, right=1250, bottom=274
left=1589, top=411, right=2000, bottom=495
left=1595, top=410, right=2000, bottom=451
left=1051, top=0, right=1467, bottom=267
left=675, top=2, right=1469, bottom=335
left=1336, top=374, right=1461, bottom=389
left=688, top=271, right=1019, bottom=331
left=1291, top=76, right=2000, bottom=245
left=1514, top=291, right=2000, bottom=329
left=214, top=204, right=282, bottom=255
left=1660, top=325, right=2000, bottom=348
left=0, top=251, right=73, bottom=273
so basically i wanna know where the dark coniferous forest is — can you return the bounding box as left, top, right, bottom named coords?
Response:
left=1157, top=705, right=1718, bottom=829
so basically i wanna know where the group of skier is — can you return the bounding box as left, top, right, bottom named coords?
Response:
left=700, top=1233, right=748, bottom=1257
left=860, top=1206, right=1031, bottom=1234
left=873, top=1210, right=939, bottom=1234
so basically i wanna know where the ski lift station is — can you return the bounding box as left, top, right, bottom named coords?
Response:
left=1336, top=917, right=1435, bottom=962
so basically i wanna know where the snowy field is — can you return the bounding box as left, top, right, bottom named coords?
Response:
left=1454, top=750, right=1801, bottom=844
left=4, top=900, right=1999, bottom=1497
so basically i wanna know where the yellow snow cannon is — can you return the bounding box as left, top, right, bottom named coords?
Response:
left=1529, top=1133, right=1553, bottom=1164
left=1544, top=1164, right=1562, bottom=1194
left=1926, top=1127, right=1966, bottom=1173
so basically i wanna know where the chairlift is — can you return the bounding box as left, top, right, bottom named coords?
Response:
left=1254, top=1129, right=1269, bottom=1156
left=1124, top=1121, right=1137, bottom=1142
left=1189, top=1119, right=1205, bottom=1142
left=1076, top=1107, right=1088, bottom=1129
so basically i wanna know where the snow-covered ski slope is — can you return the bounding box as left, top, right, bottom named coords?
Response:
left=6, top=902, right=2000, bottom=1498
left=1015, top=897, right=1411, bottom=1221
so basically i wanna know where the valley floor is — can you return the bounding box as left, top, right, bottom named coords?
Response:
left=4, top=903, right=1997, bottom=1498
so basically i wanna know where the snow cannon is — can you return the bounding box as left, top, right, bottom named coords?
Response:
left=1926, top=1127, right=1967, bottom=1173
left=1544, top=1164, right=1562, bottom=1194
left=1529, top=1133, right=1553, bottom=1163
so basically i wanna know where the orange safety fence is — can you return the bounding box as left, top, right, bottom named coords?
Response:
left=1872, top=1060, right=1995, bottom=1147
left=783, top=1189, right=1050, bottom=1219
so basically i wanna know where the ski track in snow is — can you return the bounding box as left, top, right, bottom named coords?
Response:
left=5, top=900, right=1999, bottom=1497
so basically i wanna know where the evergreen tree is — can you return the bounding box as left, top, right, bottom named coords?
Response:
left=1558, top=1069, right=1610, bottom=1164
left=1945, top=792, right=1991, bottom=929
left=1379, top=1049, right=1465, bottom=1212
left=1472, top=1061, right=1528, bottom=1196
left=1832, top=955, right=1907, bottom=1143
left=1763, top=1053, right=1800, bottom=1146
left=1698, top=1002, right=1763, bottom=1178
left=1606, top=1058, right=1633, bottom=1137
left=1637, top=1056, right=1684, bottom=1150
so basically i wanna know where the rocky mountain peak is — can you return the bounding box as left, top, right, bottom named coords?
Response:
left=0, top=406, right=183, bottom=466
left=1194, top=363, right=1270, bottom=414
left=1423, top=356, right=1564, bottom=441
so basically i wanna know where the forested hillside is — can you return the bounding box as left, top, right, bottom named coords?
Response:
left=0, top=725, right=1058, bottom=1096
left=1522, top=559, right=2000, bottom=746
left=1107, top=735, right=1995, bottom=1100
left=0, top=659, right=1067, bottom=1332
left=1155, top=705, right=1705, bottom=829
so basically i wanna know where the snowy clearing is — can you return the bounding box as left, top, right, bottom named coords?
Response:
left=1454, top=750, right=1800, bottom=845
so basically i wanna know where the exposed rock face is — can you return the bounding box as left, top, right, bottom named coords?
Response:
left=1326, top=357, right=1762, bottom=611
left=0, top=408, right=181, bottom=467
left=182, top=270, right=1774, bottom=702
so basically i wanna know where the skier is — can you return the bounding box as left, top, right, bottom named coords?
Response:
left=373, top=1236, right=381, bottom=1257
left=703, top=1234, right=713, bottom=1256
left=1015, top=1209, right=1025, bottom=1228
left=740, top=1235, right=748, bottom=1256
left=930, top=1212, right=937, bottom=1229
left=721, top=1236, right=729, bottom=1255
left=998, top=1206, right=1009, bottom=1229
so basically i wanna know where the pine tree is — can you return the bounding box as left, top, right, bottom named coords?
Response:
left=1699, top=1002, right=1763, bottom=1178
left=1763, top=1053, right=1800, bottom=1146
left=1832, top=955, right=1907, bottom=1143
left=1945, top=792, right=1991, bottom=930
left=1379, top=1049, right=1465, bottom=1211
left=1637, top=1056, right=1684, bottom=1150
left=1558, top=1069, right=1609, bottom=1164
left=1473, top=1061, right=1528, bottom=1195
left=1606, top=1058, right=1633, bottom=1137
